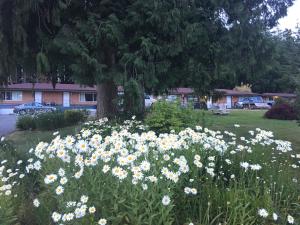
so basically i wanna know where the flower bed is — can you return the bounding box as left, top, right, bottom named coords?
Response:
left=0, top=118, right=299, bottom=225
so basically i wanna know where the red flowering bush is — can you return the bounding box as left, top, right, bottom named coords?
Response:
left=265, top=103, right=298, bottom=120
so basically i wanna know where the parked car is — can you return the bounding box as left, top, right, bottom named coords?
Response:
left=116, top=94, right=156, bottom=111
left=145, top=95, right=156, bottom=108
left=266, top=100, right=275, bottom=107
left=166, top=95, right=178, bottom=102
left=193, top=101, right=207, bottom=110
left=13, top=102, right=56, bottom=115
left=235, top=96, right=271, bottom=109
left=43, top=101, right=57, bottom=106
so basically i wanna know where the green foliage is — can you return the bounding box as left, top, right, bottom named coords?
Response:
left=2, top=117, right=300, bottom=224
left=0, top=140, right=25, bottom=225
left=294, top=91, right=300, bottom=124
left=124, top=78, right=144, bottom=117
left=274, top=97, right=290, bottom=105
left=145, top=101, right=183, bottom=133
left=145, top=101, right=201, bottom=133
left=0, top=139, right=18, bottom=165
left=0, top=0, right=297, bottom=117
left=16, top=115, right=36, bottom=130
left=35, top=112, right=66, bottom=130
left=252, top=30, right=300, bottom=93
left=64, top=110, right=87, bottom=126
left=36, top=52, right=50, bottom=74
left=17, top=111, right=87, bottom=131
left=0, top=193, right=18, bottom=225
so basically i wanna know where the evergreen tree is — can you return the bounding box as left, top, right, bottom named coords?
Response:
left=0, top=0, right=297, bottom=117
left=251, top=29, right=300, bottom=93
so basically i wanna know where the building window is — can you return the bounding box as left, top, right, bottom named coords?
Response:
left=80, top=93, right=97, bottom=102
left=0, top=91, right=22, bottom=101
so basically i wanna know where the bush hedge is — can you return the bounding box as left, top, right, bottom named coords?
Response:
left=64, top=110, right=87, bottom=126
left=35, top=111, right=66, bottom=130
left=16, top=115, right=36, bottom=130
left=16, top=110, right=87, bottom=131
left=265, top=102, right=298, bottom=120
left=145, top=101, right=202, bottom=133
left=294, top=91, right=300, bottom=125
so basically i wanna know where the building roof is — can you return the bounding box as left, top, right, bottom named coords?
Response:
left=1, top=83, right=124, bottom=92
left=215, top=89, right=297, bottom=98
left=169, top=88, right=194, bottom=95
left=2, top=83, right=296, bottom=98
left=214, top=89, right=259, bottom=96
left=262, top=93, right=297, bottom=98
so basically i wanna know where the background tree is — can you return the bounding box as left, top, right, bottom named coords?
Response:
left=0, top=0, right=73, bottom=86
left=251, top=30, right=300, bottom=93
left=53, top=2, right=127, bottom=118
left=0, top=0, right=298, bottom=117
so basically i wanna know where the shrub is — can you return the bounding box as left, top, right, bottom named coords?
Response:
left=293, top=91, right=300, bottom=124
left=145, top=101, right=201, bottom=133
left=274, top=97, right=288, bottom=105
left=265, top=102, right=298, bottom=120
left=16, top=115, right=36, bottom=130
left=35, top=111, right=66, bottom=130
left=144, top=101, right=183, bottom=133
left=16, top=110, right=88, bottom=131
left=123, top=78, right=144, bottom=117
left=64, top=110, right=87, bottom=126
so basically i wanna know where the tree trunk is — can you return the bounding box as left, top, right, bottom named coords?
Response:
left=96, top=80, right=118, bottom=119
left=139, top=82, right=145, bottom=115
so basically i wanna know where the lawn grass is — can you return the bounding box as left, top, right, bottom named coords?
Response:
left=6, top=110, right=300, bottom=152
left=7, top=125, right=81, bottom=152
left=201, top=109, right=300, bottom=152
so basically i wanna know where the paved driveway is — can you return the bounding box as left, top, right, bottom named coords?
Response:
left=0, top=114, right=17, bottom=137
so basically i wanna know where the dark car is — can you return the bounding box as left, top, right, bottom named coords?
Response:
left=194, top=101, right=207, bottom=110
left=13, top=102, right=56, bottom=115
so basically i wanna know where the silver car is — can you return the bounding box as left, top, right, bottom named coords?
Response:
left=13, top=102, right=56, bottom=115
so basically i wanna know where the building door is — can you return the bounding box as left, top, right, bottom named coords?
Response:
left=226, top=96, right=232, bottom=109
left=63, top=92, right=70, bottom=107
left=207, top=96, right=212, bottom=109
left=35, top=91, right=42, bottom=103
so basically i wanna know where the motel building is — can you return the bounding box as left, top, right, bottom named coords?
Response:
left=0, top=83, right=297, bottom=114
left=164, top=87, right=296, bottom=109
left=213, top=89, right=297, bottom=109
left=0, top=83, right=99, bottom=114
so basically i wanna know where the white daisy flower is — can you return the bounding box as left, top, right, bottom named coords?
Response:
left=162, top=195, right=171, bottom=206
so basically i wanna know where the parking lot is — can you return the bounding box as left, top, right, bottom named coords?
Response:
left=0, top=114, right=17, bottom=137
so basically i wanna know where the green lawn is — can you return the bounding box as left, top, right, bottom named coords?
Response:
left=7, top=125, right=81, bottom=152
left=7, top=110, right=300, bottom=152
left=201, top=109, right=300, bottom=152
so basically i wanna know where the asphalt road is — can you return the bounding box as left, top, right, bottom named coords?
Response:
left=0, top=114, right=17, bottom=137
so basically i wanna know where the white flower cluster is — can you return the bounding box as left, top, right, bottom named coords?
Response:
left=184, top=187, right=197, bottom=195
left=240, top=162, right=262, bottom=171
left=51, top=195, right=97, bottom=223
left=0, top=118, right=296, bottom=223
left=258, top=208, right=294, bottom=224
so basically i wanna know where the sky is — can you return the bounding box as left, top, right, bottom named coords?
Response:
left=277, top=0, right=300, bottom=31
